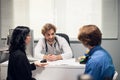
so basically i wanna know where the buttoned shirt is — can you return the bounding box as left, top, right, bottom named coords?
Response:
left=84, top=46, right=115, bottom=80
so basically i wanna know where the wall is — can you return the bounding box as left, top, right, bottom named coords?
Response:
left=0, top=0, right=13, bottom=38
left=0, top=0, right=120, bottom=79
left=0, top=0, right=118, bottom=40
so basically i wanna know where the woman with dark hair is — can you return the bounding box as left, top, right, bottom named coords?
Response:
left=78, top=25, right=115, bottom=80
left=7, top=26, right=47, bottom=80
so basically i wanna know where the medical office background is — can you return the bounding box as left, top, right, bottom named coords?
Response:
left=0, top=0, right=120, bottom=79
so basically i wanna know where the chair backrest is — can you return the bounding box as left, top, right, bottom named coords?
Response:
left=56, top=33, right=74, bottom=58
left=113, top=71, right=118, bottom=80
left=56, top=33, right=70, bottom=45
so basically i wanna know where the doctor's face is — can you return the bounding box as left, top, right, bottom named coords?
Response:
left=44, top=29, right=55, bottom=45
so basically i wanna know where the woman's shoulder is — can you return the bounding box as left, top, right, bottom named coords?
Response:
left=11, top=49, right=25, bottom=57
left=9, top=50, right=26, bottom=61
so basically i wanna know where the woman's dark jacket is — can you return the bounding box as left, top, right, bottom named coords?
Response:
left=7, top=49, right=36, bottom=80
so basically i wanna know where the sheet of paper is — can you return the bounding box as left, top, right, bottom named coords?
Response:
left=46, top=58, right=85, bottom=68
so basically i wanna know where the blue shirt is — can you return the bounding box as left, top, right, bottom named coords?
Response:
left=84, top=46, right=115, bottom=80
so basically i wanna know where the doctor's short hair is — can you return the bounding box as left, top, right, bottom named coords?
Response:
left=41, top=23, right=56, bottom=35
left=78, top=24, right=102, bottom=46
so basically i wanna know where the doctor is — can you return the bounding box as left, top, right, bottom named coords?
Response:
left=34, top=23, right=73, bottom=61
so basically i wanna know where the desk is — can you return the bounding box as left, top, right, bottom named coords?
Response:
left=0, top=58, right=85, bottom=80
left=32, top=59, right=85, bottom=80
left=0, top=47, right=9, bottom=63
left=0, top=47, right=8, bottom=52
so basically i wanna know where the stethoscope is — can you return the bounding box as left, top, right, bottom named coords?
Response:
left=44, top=37, right=60, bottom=53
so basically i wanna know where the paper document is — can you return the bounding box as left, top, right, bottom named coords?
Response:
left=46, top=58, right=85, bottom=68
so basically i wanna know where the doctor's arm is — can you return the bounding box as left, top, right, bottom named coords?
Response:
left=60, top=38, right=73, bottom=59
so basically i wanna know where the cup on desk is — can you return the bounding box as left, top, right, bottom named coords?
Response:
left=75, top=56, right=86, bottom=62
left=78, top=74, right=93, bottom=80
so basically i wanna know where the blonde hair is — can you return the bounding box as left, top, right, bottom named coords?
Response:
left=41, top=23, right=56, bottom=35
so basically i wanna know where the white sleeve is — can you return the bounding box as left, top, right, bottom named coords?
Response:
left=34, top=39, right=44, bottom=59
left=59, top=37, right=73, bottom=59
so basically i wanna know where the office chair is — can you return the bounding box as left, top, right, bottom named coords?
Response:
left=56, top=33, right=70, bottom=45
left=56, top=33, right=74, bottom=58
left=113, top=71, right=118, bottom=80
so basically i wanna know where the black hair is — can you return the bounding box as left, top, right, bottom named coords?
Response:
left=9, top=26, right=30, bottom=54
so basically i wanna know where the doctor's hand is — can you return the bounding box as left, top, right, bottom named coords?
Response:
left=34, top=61, right=48, bottom=67
left=44, top=54, right=62, bottom=61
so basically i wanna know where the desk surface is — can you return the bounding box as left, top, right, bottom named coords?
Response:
left=46, top=58, right=85, bottom=68
left=0, top=47, right=9, bottom=54
left=1, top=58, right=85, bottom=80
left=32, top=58, right=85, bottom=80
left=1, top=58, right=85, bottom=68
left=0, top=47, right=8, bottom=52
